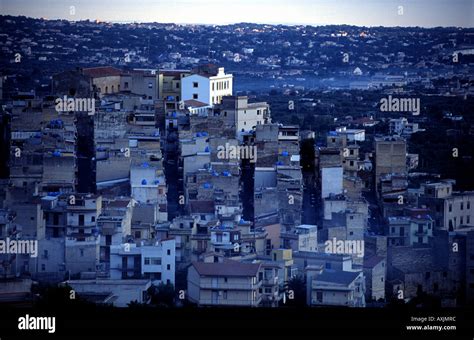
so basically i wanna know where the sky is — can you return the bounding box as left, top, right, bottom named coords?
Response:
left=0, top=0, right=473, bottom=27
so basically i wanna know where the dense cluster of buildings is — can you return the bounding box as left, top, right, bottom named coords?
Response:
left=0, top=60, right=473, bottom=309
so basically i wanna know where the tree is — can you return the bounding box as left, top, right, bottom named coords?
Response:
left=286, top=275, right=306, bottom=307
left=148, top=282, right=176, bottom=307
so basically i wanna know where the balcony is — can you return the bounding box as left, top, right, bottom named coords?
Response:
left=263, top=276, right=278, bottom=286
left=200, top=280, right=262, bottom=290
left=66, top=235, right=99, bottom=246
left=199, top=296, right=262, bottom=307
left=414, top=230, right=428, bottom=236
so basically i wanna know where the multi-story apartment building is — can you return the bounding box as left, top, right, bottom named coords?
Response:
left=419, top=180, right=474, bottom=231
left=181, top=64, right=233, bottom=106
left=158, top=69, right=191, bottom=102
left=65, top=194, right=102, bottom=276
left=187, top=260, right=263, bottom=306
left=374, top=136, right=407, bottom=190
left=109, top=238, right=176, bottom=285
left=214, top=96, right=270, bottom=139
left=307, top=267, right=366, bottom=307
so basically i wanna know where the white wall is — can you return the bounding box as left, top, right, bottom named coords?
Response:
left=181, top=68, right=233, bottom=106
left=181, top=75, right=210, bottom=105
left=321, top=167, right=343, bottom=199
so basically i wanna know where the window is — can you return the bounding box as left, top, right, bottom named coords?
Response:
left=449, top=204, right=452, bottom=212
left=212, top=83, right=215, bottom=91
left=193, top=94, right=198, bottom=99
left=124, top=82, right=129, bottom=89
left=167, top=264, right=171, bottom=270
left=145, top=258, right=150, bottom=265
left=91, top=216, right=95, bottom=222
left=461, top=202, right=464, bottom=210
left=224, top=277, right=228, bottom=283
left=41, top=264, right=46, bottom=271
left=468, top=201, right=471, bottom=209
left=167, top=249, right=171, bottom=256
left=80, top=249, right=84, bottom=257
left=176, top=83, right=180, bottom=89
left=193, top=82, right=198, bottom=88
left=223, top=290, right=228, bottom=299
left=316, top=291, right=323, bottom=302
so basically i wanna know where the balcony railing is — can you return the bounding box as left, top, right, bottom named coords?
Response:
left=198, top=296, right=262, bottom=307
left=200, top=280, right=262, bottom=290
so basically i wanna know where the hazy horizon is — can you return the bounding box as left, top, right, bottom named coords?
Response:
left=1, top=0, right=473, bottom=28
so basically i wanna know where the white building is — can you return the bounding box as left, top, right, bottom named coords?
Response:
left=321, top=167, right=343, bottom=199
left=184, top=99, right=212, bottom=116
left=389, top=118, right=419, bottom=136
left=307, top=267, right=366, bottom=307
left=181, top=65, right=233, bottom=106
left=110, top=238, right=176, bottom=285
left=130, top=163, right=167, bottom=207
left=296, top=225, right=318, bottom=252
left=335, top=127, right=365, bottom=142
left=187, top=260, right=263, bottom=307
left=215, top=96, right=270, bottom=139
